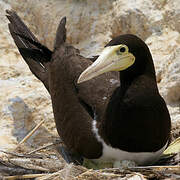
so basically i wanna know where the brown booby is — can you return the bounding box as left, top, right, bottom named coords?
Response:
left=6, top=10, right=171, bottom=166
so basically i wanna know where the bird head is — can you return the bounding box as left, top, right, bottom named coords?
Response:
left=77, top=34, right=154, bottom=84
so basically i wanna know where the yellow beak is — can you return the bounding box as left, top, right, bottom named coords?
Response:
left=77, top=45, right=135, bottom=84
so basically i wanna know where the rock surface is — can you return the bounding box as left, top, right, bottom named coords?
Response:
left=0, top=0, right=179, bottom=152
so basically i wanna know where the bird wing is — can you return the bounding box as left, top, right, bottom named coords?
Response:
left=6, top=10, right=51, bottom=90
left=48, top=46, right=120, bottom=157
left=6, top=10, right=120, bottom=158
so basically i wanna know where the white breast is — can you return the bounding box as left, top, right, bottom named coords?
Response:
left=92, top=120, right=168, bottom=166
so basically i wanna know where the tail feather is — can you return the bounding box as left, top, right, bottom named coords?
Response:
left=14, top=33, right=52, bottom=63
left=54, top=17, right=66, bottom=49
left=6, top=10, right=68, bottom=91
left=6, top=10, right=50, bottom=90
left=6, top=10, right=40, bottom=49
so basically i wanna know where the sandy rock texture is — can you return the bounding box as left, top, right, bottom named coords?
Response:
left=0, top=0, right=179, bottom=152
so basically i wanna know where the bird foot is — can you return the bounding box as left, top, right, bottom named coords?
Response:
left=56, top=144, right=83, bottom=165
left=113, top=160, right=137, bottom=169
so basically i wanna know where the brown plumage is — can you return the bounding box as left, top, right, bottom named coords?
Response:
left=6, top=10, right=171, bottom=166
left=6, top=10, right=119, bottom=159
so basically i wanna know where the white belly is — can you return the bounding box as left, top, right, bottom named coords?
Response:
left=92, top=120, right=168, bottom=165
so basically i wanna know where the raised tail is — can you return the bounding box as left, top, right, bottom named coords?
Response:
left=6, top=10, right=51, bottom=90
left=6, top=10, right=67, bottom=91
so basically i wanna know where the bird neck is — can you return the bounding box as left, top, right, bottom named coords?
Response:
left=100, top=64, right=158, bottom=145
left=119, top=73, right=133, bottom=97
left=119, top=55, right=157, bottom=92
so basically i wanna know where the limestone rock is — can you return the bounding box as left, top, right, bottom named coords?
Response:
left=7, top=96, right=32, bottom=141
left=161, top=48, right=180, bottom=103
left=163, top=0, right=180, bottom=33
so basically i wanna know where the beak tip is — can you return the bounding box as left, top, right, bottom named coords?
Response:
left=77, top=78, right=81, bottom=84
left=77, top=75, right=84, bottom=84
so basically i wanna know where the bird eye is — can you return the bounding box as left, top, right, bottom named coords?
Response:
left=119, top=47, right=126, bottom=53
left=116, top=45, right=128, bottom=55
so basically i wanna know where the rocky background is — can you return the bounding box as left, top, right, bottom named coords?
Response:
left=0, top=0, right=179, bottom=165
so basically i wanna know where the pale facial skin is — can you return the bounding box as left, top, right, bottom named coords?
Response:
left=77, top=44, right=135, bottom=84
